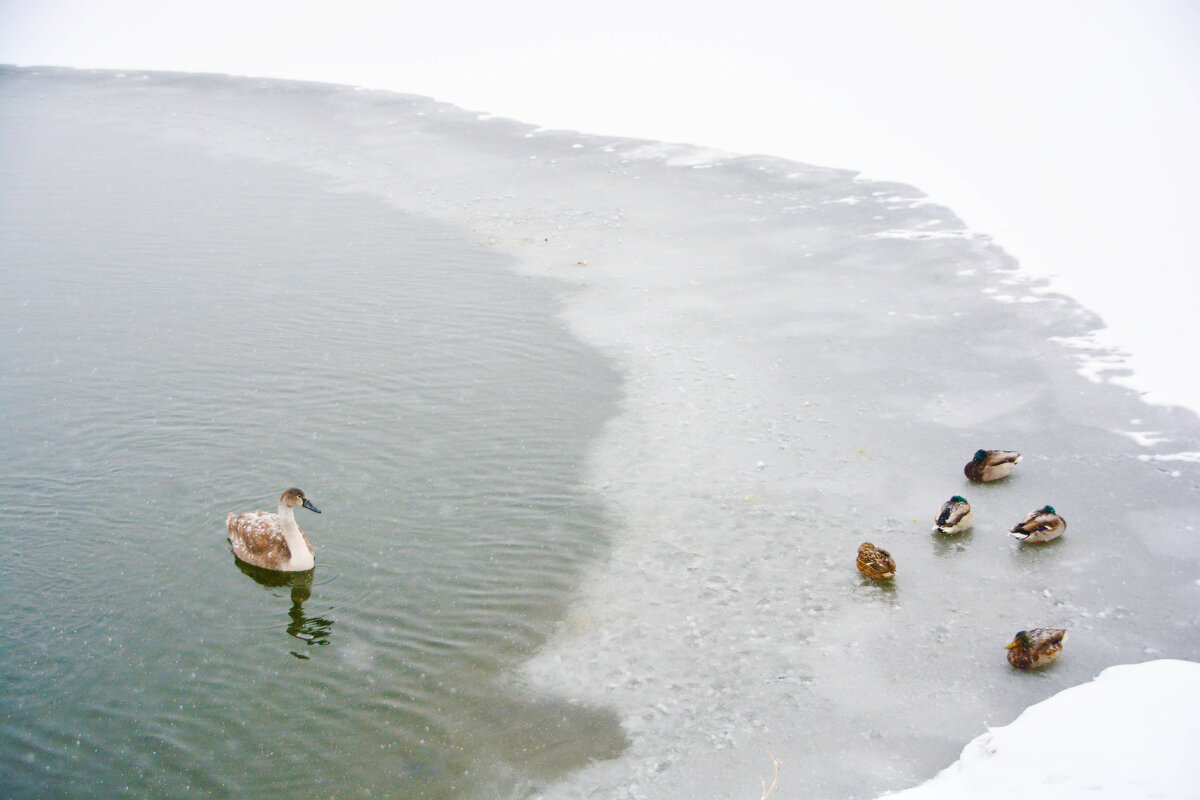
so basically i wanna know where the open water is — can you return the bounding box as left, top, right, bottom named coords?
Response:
left=0, top=69, right=622, bottom=799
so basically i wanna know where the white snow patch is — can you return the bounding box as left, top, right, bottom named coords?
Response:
left=864, top=229, right=972, bottom=241
left=1117, top=429, right=1170, bottom=447
left=881, top=660, right=1200, bottom=800
left=622, top=142, right=737, bottom=167
left=1138, top=452, right=1200, bottom=464
left=1050, top=334, right=1141, bottom=388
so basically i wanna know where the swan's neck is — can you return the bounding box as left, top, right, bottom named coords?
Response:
left=277, top=500, right=315, bottom=570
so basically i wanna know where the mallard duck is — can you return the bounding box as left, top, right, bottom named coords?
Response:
left=856, top=542, right=896, bottom=580
left=227, top=488, right=322, bottom=572
left=1005, top=628, right=1067, bottom=669
left=964, top=449, right=1021, bottom=482
left=1009, top=505, right=1066, bottom=543
left=934, top=495, right=974, bottom=534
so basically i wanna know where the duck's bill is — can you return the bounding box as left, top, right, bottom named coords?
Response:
left=302, top=498, right=322, bottom=514
left=1004, top=641, right=1018, bottom=649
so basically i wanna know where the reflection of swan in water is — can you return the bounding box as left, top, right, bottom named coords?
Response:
left=235, top=558, right=334, bottom=659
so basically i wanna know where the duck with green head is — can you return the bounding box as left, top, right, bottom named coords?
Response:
left=1006, top=628, right=1067, bottom=669
left=934, top=495, right=974, bottom=534
left=1010, top=505, right=1066, bottom=543
left=964, top=449, right=1021, bottom=482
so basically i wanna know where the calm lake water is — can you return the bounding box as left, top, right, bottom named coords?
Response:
left=0, top=81, right=624, bottom=798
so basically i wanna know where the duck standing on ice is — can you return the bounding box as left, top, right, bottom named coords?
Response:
left=227, top=488, right=322, bottom=572
left=964, top=449, right=1021, bottom=482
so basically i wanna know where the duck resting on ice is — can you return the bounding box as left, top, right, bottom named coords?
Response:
left=856, top=542, right=897, bottom=580
left=934, top=495, right=974, bottom=534
left=1006, top=628, right=1067, bottom=669
left=964, top=449, right=1021, bottom=482
left=1009, top=505, right=1066, bottom=543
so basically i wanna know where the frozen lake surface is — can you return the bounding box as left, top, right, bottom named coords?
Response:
left=2, top=68, right=1198, bottom=799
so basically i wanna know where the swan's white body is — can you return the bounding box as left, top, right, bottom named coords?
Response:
left=227, top=488, right=320, bottom=572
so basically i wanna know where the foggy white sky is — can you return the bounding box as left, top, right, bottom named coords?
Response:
left=2, top=0, right=1198, bottom=409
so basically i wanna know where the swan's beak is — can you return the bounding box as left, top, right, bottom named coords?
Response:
left=302, top=498, right=322, bottom=514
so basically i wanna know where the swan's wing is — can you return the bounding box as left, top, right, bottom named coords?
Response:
left=228, top=511, right=290, bottom=562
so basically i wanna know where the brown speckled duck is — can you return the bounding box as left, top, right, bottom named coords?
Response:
left=1006, top=628, right=1067, bottom=669
left=964, top=449, right=1021, bottom=482
left=856, top=542, right=896, bottom=580
left=227, top=488, right=322, bottom=572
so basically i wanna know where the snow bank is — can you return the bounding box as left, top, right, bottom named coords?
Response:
left=882, top=660, right=1200, bottom=800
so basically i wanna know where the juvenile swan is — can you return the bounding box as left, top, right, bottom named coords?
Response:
left=227, top=488, right=322, bottom=572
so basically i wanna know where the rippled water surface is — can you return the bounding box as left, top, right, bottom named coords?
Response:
left=0, top=82, right=623, bottom=799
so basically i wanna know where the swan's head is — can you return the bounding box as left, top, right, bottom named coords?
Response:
left=281, top=487, right=321, bottom=514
